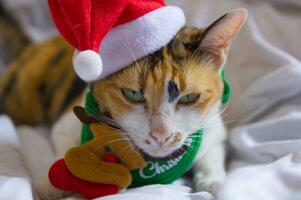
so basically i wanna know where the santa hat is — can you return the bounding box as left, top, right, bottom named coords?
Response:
left=48, top=0, right=185, bottom=82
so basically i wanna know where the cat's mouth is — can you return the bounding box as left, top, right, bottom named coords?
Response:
left=118, top=131, right=189, bottom=160
left=121, top=130, right=190, bottom=160
left=138, top=144, right=189, bottom=161
left=125, top=135, right=190, bottom=161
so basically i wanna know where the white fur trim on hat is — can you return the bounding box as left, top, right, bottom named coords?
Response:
left=99, top=6, right=185, bottom=79
left=73, top=50, right=103, bottom=82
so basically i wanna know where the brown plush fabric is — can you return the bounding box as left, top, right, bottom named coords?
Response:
left=64, top=123, right=145, bottom=188
left=65, top=146, right=131, bottom=188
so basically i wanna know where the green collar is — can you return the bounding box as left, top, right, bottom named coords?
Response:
left=80, top=68, right=231, bottom=187
left=221, top=68, right=231, bottom=104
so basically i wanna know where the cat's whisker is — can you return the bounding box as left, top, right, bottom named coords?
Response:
left=117, top=123, right=146, bottom=140
left=90, top=131, right=141, bottom=142
left=92, top=137, right=132, bottom=153
left=184, top=119, right=236, bottom=135
left=122, top=37, right=141, bottom=70
left=121, top=143, right=134, bottom=158
left=121, top=37, right=152, bottom=87
left=185, top=135, right=201, bottom=142
left=181, top=113, right=211, bottom=133
left=89, top=138, right=132, bottom=159
left=84, top=105, right=101, bottom=115
left=222, top=119, right=237, bottom=125
left=182, top=102, right=231, bottom=134
left=183, top=140, right=200, bottom=150
left=84, top=107, right=122, bottom=127
left=119, top=127, right=145, bottom=140
left=101, top=130, right=144, bottom=144
left=183, top=145, right=199, bottom=153
left=187, top=120, right=237, bottom=133
left=83, top=106, right=114, bottom=119
left=182, top=122, right=206, bottom=134
left=122, top=145, right=136, bottom=162
left=82, top=106, right=147, bottom=141
left=91, top=132, right=128, bottom=138
left=178, top=146, right=195, bottom=157
left=82, top=109, right=122, bottom=129
left=187, top=135, right=202, bottom=139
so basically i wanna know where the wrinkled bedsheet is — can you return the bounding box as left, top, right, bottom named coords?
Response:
left=1, top=0, right=301, bottom=199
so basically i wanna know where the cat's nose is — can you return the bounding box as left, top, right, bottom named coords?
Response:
left=150, top=132, right=173, bottom=146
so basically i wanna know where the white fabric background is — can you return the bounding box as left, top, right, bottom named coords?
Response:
left=0, top=0, right=301, bottom=199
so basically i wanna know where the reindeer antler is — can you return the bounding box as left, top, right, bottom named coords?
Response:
left=73, top=106, right=123, bottom=130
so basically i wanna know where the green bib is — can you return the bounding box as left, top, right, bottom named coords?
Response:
left=81, top=68, right=231, bottom=187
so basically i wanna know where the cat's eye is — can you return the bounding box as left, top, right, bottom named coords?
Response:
left=178, top=93, right=199, bottom=104
left=121, top=88, right=145, bottom=103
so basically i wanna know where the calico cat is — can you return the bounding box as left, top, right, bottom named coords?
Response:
left=38, top=9, right=247, bottom=199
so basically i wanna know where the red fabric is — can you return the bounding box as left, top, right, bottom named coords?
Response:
left=115, top=1, right=163, bottom=26
left=103, top=154, right=118, bottom=163
left=48, top=159, right=119, bottom=199
left=48, top=0, right=165, bottom=52
left=48, top=0, right=78, bottom=49
left=152, top=0, right=166, bottom=4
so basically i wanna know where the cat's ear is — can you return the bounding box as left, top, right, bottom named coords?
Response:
left=199, top=9, right=247, bottom=69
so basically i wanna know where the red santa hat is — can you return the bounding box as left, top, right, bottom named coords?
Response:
left=48, top=0, right=185, bottom=82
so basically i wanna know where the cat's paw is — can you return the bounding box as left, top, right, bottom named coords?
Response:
left=37, top=177, right=71, bottom=200
left=193, top=173, right=225, bottom=196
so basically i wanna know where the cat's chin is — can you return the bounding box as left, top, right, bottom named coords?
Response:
left=135, top=143, right=188, bottom=160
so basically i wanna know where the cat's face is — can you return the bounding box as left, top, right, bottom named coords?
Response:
left=93, top=10, right=246, bottom=158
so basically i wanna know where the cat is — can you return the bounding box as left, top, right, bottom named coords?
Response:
left=38, top=8, right=247, bottom=199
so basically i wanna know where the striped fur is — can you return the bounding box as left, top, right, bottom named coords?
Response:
left=0, top=37, right=86, bottom=125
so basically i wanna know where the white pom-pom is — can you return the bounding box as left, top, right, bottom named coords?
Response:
left=73, top=50, right=103, bottom=82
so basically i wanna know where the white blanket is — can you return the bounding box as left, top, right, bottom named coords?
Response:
left=1, top=0, right=301, bottom=199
